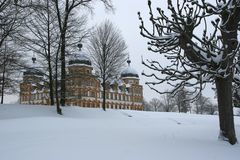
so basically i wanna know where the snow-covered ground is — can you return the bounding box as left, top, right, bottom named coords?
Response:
left=0, top=104, right=239, bottom=160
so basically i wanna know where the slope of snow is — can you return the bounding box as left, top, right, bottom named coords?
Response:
left=0, top=104, right=240, bottom=160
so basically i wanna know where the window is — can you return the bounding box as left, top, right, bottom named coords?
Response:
left=90, top=91, right=95, bottom=97
left=110, top=93, right=113, bottom=99
left=82, top=90, right=88, bottom=97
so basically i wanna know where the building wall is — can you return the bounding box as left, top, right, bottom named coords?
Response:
left=20, top=65, right=143, bottom=110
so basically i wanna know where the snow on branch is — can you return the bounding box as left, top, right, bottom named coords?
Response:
left=139, top=0, right=240, bottom=98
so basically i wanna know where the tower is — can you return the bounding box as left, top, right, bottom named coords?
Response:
left=20, top=55, right=46, bottom=104
left=66, top=44, right=100, bottom=107
left=120, top=59, right=143, bottom=110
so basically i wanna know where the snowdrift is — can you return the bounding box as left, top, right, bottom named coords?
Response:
left=0, top=104, right=239, bottom=160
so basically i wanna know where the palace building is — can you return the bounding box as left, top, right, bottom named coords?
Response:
left=20, top=47, right=143, bottom=110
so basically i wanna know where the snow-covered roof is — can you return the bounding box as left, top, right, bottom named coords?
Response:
left=121, top=59, right=139, bottom=78
left=23, top=56, right=44, bottom=77
left=69, top=49, right=92, bottom=66
left=121, top=65, right=139, bottom=78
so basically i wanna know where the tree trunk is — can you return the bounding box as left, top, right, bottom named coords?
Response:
left=102, top=79, right=106, bottom=111
left=54, top=0, right=69, bottom=107
left=1, top=46, right=7, bottom=104
left=177, top=103, right=181, bottom=113
left=60, top=33, right=66, bottom=106
left=48, top=62, right=54, bottom=105
left=55, top=49, right=62, bottom=115
left=47, top=0, right=54, bottom=106
left=215, top=76, right=237, bottom=144
left=1, top=59, right=5, bottom=104
left=218, top=9, right=238, bottom=144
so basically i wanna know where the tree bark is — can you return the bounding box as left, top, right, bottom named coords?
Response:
left=1, top=57, right=6, bottom=104
left=59, top=11, right=70, bottom=107
left=48, top=59, right=54, bottom=105
left=1, top=44, right=7, bottom=104
left=60, top=33, right=66, bottom=106
left=55, top=46, right=62, bottom=115
left=217, top=8, right=238, bottom=144
left=54, top=0, right=69, bottom=107
left=215, top=76, right=237, bottom=144
left=47, top=0, right=54, bottom=105
left=102, top=79, right=106, bottom=111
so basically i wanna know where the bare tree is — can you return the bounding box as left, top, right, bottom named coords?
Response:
left=143, top=99, right=151, bottom=111
left=88, top=20, right=128, bottom=111
left=0, top=0, right=29, bottom=48
left=52, top=0, right=113, bottom=107
left=194, top=92, right=210, bottom=114
left=174, top=87, right=191, bottom=113
left=139, top=0, right=239, bottom=144
left=194, top=93, right=218, bottom=115
left=17, top=0, right=59, bottom=106
left=18, top=0, right=88, bottom=115
left=0, top=0, right=26, bottom=103
left=0, top=0, right=16, bottom=48
left=161, top=92, right=175, bottom=112
left=205, top=103, right=218, bottom=115
left=0, top=40, right=23, bottom=103
left=149, top=98, right=162, bottom=112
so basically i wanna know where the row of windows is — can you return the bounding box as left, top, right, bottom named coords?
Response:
left=101, top=92, right=132, bottom=101
left=133, top=88, right=142, bottom=94
left=66, top=79, right=96, bottom=87
left=69, top=68, right=91, bottom=75
left=67, top=101, right=143, bottom=110
left=66, top=90, right=96, bottom=98
left=21, top=96, right=29, bottom=102
left=66, top=81, right=141, bottom=95
left=21, top=93, right=47, bottom=102
left=132, top=96, right=143, bottom=103
left=22, top=92, right=141, bottom=103
left=66, top=90, right=142, bottom=103
left=31, top=93, right=47, bottom=101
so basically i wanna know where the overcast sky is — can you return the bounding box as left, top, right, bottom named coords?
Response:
left=88, top=0, right=216, bottom=103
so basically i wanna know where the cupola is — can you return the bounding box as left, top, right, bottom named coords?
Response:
left=69, top=44, right=92, bottom=66
left=121, top=59, right=139, bottom=78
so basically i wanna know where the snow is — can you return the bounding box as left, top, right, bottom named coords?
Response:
left=192, top=45, right=211, bottom=62
left=69, top=50, right=91, bottom=64
left=0, top=104, right=240, bottom=160
left=234, top=107, right=240, bottom=116
left=212, top=52, right=223, bottom=64
left=68, top=63, right=93, bottom=68
left=121, top=66, right=139, bottom=76
left=217, top=1, right=224, bottom=7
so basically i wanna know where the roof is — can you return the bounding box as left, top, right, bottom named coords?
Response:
left=23, top=69, right=44, bottom=76
left=121, top=59, right=139, bottom=78
left=23, top=56, right=44, bottom=76
left=69, top=49, right=92, bottom=66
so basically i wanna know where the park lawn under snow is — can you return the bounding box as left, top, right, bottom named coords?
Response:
left=0, top=105, right=240, bottom=160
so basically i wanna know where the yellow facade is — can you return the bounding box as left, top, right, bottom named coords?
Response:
left=20, top=57, right=143, bottom=110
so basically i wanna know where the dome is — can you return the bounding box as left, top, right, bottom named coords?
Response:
left=121, top=67, right=139, bottom=78
left=69, top=44, right=92, bottom=66
left=23, top=55, right=43, bottom=76
left=121, top=59, right=139, bottom=78
left=23, top=69, right=43, bottom=76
